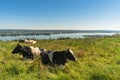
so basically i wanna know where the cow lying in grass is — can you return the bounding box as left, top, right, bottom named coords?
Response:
left=12, top=44, right=46, bottom=59
left=24, top=39, right=37, bottom=44
left=19, top=39, right=37, bottom=44
left=41, top=49, right=77, bottom=67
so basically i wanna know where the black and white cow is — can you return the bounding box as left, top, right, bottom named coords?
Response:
left=12, top=44, right=46, bottom=59
left=41, top=49, right=77, bottom=66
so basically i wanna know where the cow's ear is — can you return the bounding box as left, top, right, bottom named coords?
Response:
left=67, top=48, right=70, bottom=51
left=66, top=48, right=69, bottom=53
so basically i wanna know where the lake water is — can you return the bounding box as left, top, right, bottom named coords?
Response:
left=0, top=32, right=115, bottom=41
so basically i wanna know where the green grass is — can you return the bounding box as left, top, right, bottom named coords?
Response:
left=0, top=37, right=120, bottom=80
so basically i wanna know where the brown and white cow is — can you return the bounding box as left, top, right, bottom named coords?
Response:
left=12, top=44, right=46, bottom=59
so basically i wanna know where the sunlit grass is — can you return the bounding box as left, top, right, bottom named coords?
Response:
left=0, top=37, right=120, bottom=80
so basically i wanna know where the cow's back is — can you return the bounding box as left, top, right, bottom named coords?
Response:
left=53, top=51, right=67, bottom=65
left=30, top=46, right=41, bottom=57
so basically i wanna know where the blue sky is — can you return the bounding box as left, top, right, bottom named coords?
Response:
left=0, top=0, right=120, bottom=30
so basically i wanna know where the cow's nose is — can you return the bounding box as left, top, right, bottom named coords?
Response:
left=75, top=58, right=77, bottom=61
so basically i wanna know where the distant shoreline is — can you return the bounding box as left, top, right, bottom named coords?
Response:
left=0, top=29, right=119, bottom=41
left=0, top=29, right=119, bottom=36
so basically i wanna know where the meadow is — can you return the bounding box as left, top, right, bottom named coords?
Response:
left=0, top=37, right=120, bottom=80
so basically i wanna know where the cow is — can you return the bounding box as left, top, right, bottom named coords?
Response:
left=24, top=39, right=37, bottom=44
left=19, top=39, right=25, bottom=43
left=41, top=49, right=77, bottom=67
left=19, top=39, right=37, bottom=44
left=12, top=44, right=46, bottom=59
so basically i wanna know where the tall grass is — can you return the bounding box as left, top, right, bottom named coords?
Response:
left=0, top=37, right=120, bottom=80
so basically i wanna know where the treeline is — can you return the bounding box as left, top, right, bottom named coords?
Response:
left=83, top=33, right=120, bottom=38
left=0, top=32, right=51, bottom=36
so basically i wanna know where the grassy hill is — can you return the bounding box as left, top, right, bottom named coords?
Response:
left=0, top=37, right=120, bottom=80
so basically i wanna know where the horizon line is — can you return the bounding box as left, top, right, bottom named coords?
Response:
left=1, top=29, right=120, bottom=31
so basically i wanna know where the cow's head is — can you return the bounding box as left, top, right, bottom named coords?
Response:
left=12, top=44, right=22, bottom=54
left=65, top=49, right=77, bottom=61
left=39, top=48, right=46, bottom=54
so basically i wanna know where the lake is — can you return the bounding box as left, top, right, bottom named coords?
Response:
left=0, top=32, right=115, bottom=41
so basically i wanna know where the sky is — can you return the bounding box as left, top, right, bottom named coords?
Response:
left=0, top=0, right=120, bottom=30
